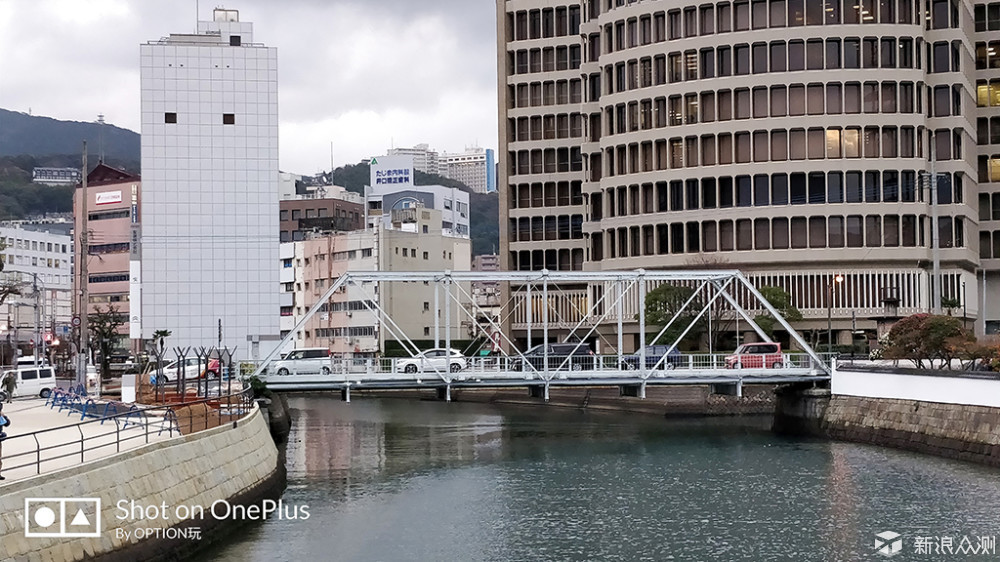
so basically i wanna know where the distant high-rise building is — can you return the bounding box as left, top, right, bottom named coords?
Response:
left=387, top=144, right=442, bottom=176
left=139, top=8, right=280, bottom=359
left=443, top=147, right=496, bottom=193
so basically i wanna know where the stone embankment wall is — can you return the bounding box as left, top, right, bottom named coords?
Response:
left=775, top=368, right=1000, bottom=467
left=823, top=395, right=1000, bottom=467
left=359, top=384, right=777, bottom=416
left=0, top=407, right=281, bottom=561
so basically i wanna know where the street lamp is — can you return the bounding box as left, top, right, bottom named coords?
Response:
left=827, top=274, right=844, bottom=353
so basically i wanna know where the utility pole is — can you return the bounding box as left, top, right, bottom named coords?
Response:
left=78, top=142, right=90, bottom=385
left=929, top=131, right=942, bottom=314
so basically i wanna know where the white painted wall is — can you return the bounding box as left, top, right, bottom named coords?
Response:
left=833, top=367, right=1000, bottom=408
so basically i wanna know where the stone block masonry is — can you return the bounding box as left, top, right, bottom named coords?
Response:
left=823, top=395, right=1000, bottom=467
left=0, top=407, right=281, bottom=561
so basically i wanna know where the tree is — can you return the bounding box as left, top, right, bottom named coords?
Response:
left=90, top=305, right=126, bottom=380
left=643, top=283, right=703, bottom=346
left=883, top=313, right=974, bottom=369
left=152, top=329, right=172, bottom=349
left=754, top=286, right=803, bottom=339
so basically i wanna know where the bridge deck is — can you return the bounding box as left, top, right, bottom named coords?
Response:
left=262, top=354, right=830, bottom=392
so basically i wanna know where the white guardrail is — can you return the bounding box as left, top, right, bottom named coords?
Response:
left=256, top=353, right=833, bottom=383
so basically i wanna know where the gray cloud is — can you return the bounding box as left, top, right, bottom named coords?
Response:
left=0, top=0, right=498, bottom=172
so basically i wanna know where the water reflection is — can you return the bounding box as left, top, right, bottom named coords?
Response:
left=204, top=395, right=1000, bottom=562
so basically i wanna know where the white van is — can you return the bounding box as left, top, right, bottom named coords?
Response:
left=15, top=356, right=47, bottom=368
left=1, top=366, right=57, bottom=399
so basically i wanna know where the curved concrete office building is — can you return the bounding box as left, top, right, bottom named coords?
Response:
left=498, top=0, right=1000, bottom=345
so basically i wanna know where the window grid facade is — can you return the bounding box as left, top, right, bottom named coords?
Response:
left=500, top=0, right=999, bottom=338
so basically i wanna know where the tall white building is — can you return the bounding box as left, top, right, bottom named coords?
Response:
left=139, top=8, right=280, bottom=360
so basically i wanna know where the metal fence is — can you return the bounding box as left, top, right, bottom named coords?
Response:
left=0, top=387, right=254, bottom=477
left=256, top=353, right=834, bottom=379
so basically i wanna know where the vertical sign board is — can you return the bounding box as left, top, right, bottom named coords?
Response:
left=129, top=184, right=142, bottom=339
left=369, top=155, right=414, bottom=190
left=129, top=261, right=142, bottom=338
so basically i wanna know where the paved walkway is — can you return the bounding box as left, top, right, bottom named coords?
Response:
left=0, top=397, right=175, bottom=484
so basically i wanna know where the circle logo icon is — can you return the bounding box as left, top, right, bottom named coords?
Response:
left=33, top=507, right=57, bottom=528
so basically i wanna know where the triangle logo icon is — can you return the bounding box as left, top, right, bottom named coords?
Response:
left=70, top=509, right=90, bottom=526
left=370, top=157, right=378, bottom=165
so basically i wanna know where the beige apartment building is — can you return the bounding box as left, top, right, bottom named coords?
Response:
left=290, top=207, right=473, bottom=356
left=498, top=0, right=1000, bottom=347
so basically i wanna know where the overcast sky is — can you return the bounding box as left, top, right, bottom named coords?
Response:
left=0, top=0, right=499, bottom=174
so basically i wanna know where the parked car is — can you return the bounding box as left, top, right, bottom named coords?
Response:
left=511, top=342, right=595, bottom=371
left=725, top=343, right=784, bottom=369
left=621, top=345, right=683, bottom=370
left=270, top=348, right=333, bottom=376
left=1, top=366, right=57, bottom=399
left=156, top=357, right=219, bottom=383
left=395, top=348, right=467, bottom=374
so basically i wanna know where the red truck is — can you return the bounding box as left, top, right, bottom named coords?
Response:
left=725, top=343, right=784, bottom=369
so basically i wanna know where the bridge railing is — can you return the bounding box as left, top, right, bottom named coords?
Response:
left=260, top=353, right=833, bottom=380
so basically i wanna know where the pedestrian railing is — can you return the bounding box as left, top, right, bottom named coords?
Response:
left=0, top=387, right=255, bottom=478
left=257, top=353, right=836, bottom=380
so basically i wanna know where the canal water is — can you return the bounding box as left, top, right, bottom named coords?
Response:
left=204, top=395, right=1000, bottom=561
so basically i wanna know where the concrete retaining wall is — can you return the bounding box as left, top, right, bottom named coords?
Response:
left=833, top=368, right=1000, bottom=408
left=775, top=369, right=1000, bottom=466
left=0, top=407, right=280, bottom=562
left=824, top=395, right=1000, bottom=466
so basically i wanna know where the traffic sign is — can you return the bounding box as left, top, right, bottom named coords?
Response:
left=72, top=316, right=81, bottom=328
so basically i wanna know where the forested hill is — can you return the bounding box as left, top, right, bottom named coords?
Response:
left=0, top=108, right=139, bottom=161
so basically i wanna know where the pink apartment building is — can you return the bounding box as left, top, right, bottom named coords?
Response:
left=73, top=163, right=141, bottom=350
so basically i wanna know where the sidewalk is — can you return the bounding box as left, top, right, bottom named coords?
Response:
left=0, top=397, right=174, bottom=484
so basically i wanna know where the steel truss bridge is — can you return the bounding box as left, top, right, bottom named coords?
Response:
left=252, top=270, right=832, bottom=401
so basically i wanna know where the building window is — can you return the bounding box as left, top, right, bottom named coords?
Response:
left=230, top=35, right=241, bottom=46
left=164, top=112, right=177, bottom=123
left=223, top=113, right=236, bottom=125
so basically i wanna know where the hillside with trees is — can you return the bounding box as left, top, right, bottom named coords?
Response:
left=0, top=108, right=140, bottom=161
left=0, top=155, right=140, bottom=221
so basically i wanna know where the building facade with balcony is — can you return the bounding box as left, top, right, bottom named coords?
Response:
left=498, top=0, right=1000, bottom=348
left=282, top=208, right=472, bottom=357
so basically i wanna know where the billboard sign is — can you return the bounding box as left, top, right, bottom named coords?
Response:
left=369, top=155, right=414, bottom=189
left=95, top=191, right=123, bottom=206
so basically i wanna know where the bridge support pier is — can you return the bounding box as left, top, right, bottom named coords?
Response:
left=639, top=381, right=647, bottom=399
left=527, top=384, right=550, bottom=401
left=342, top=385, right=351, bottom=403
left=436, top=385, right=452, bottom=402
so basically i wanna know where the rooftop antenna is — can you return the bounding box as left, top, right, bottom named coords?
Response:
left=195, top=0, right=199, bottom=31
left=97, top=114, right=105, bottom=163
left=330, top=141, right=334, bottom=173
